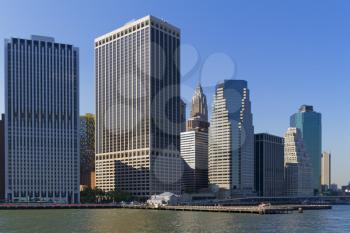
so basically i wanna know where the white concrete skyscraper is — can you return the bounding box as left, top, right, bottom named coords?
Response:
left=5, top=35, right=80, bottom=203
left=284, top=127, right=313, bottom=196
left=95, top=16, right=182, bottom=196
left=209, top=80, right=254, bottom=197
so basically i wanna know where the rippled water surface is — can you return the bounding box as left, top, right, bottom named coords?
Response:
left=0, top=205, right=349, bottom=233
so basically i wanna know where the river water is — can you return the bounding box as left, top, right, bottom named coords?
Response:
left=0, top=205, right=349, bottom=233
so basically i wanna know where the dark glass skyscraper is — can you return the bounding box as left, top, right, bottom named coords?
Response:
left=0, top=114, right=4, bottom=200
left=255, top=133, right=284, bottom=197
left=290, top=105, right=322, bottom=193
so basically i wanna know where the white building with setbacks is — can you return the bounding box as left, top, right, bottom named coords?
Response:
left=284, top=127, right=313, bottom=196
left=208, top=80, right=255, bottom=197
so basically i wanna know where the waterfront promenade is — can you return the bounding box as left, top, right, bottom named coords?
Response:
left=0, top=203, right=332, bottom=215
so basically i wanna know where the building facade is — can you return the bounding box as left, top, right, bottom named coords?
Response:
left=95, top=16, right=182, bottom=196
left=181, top=85, right=209, bottom=193
left=80, top=114, right=95, bottom=189
left=321, top=152, right=331, bottom=191
left=0, top=114, right=5, bottom=200
left=254, top=133, right=284, bottom=197
left=209, top=80, right=255, bottom=197
left=180, top=99, right=186, bottom=132
left=290, top=105, right=322, bottom=193
left=284, top=128, right=313, bottom=196
left=5, top=36, right=80, bottom=203
left=181, top=131, right=208, bottom=193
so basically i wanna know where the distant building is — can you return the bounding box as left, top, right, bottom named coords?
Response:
left=80, top=114, right=96, bottom=189
left=181, top=84, right=209, bottom=193
left=180, top=99, right=186, bottom=133
left=209, top=80, right=254, bottom=197
left=342, top=184, right=350, bottom=194
left=284, top=128, right=313, bottom=196
left=0, top=114, right=4, bottom=200
left=290, top=105, right=322, bottom=194
left=95, top=16, right=182, bottom=196
left=181, top=131, right=208, bottom=193
left=321, top=152, right=331, bottom=191
left=254, top=133, right=284, bottom=197
left=186, top=84, right=209, bottom=132
left=5, top=36, right=80, bottom=203
left=329, top=183, right=338, bottom=192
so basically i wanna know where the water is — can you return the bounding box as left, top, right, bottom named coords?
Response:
left=0, top=205, right=349, bottom=233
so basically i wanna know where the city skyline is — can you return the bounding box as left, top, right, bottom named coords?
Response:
left=0, top=0, right=349, bottom=186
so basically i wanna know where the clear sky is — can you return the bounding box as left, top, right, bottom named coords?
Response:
left=0, top=0, right=349, bottom=186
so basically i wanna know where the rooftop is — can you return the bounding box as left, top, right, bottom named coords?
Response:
left=95, top=15, right=180, bottom=43
left=299, top=105, right=314, bottom=112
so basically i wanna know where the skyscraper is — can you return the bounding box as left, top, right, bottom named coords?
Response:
left=209, top=80, right=254, bottom=197
left=290, top=105, right=322, bottom=194
left=186, top=84, right=209, bottom=132
left=284, top=128, right=313, bottom=196
left=0, top=114, right=5, bottom=200
left=180, top=99, right=186, bottom=132
left=181, top=131, right=208, bottom=193
left=181, top=84, right=209, bottom=193
left=321, top=152, right=331, bottom=191
left=5, top=36, right=80, bottom=203
left=95, top=16, right=182, bottom=196
left=254, top=133, right=284, bottom=197
left=80, top=114, right=95, bottom=189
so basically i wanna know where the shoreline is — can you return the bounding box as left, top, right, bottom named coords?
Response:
left=0, top=203, right=332, bottom=214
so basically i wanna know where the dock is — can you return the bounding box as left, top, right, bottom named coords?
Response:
left=158, top=204, right=331, bottom=214
left=0, top=203, right=332, bottom=214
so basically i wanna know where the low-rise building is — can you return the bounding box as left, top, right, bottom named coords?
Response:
left=147, top=192, right=180, bottom=206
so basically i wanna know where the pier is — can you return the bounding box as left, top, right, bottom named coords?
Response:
left=0, top=203, right=332, bottom=214
left=158, top=204, right=331, bottom=214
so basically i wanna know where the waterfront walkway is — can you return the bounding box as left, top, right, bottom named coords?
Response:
left=0, top=203, right=332, bottom=214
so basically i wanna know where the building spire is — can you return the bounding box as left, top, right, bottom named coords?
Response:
left=190, top=83, right=208, bottom=122
left=186, top=84, right=209, bottom=132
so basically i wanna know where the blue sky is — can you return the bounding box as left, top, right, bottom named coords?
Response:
left=0, top=0, right=349, bottom=186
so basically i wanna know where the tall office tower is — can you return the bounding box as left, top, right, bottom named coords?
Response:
left=0, top=114, right=5, bottom=200
left=284, top=128, right=313, bottom=196
left=209, top=80, right=254, bottom=197
left=180, top=99, right=186, bottom=132
left=321, top=152, right=331, bottom=191
left=290, top=105, right=321, bottom=194
left=4, top=36, right=80, bottom=203
left=254, top=133, right=284, bottom=197
left=95, top=16, right=182, bottom=196
left=186, top=84, right=209, bottom=132
left=181, top=131, right=208, bottom=193
left=80, top=114, right=95, bottom=189
left=180, top=86, right=209, bottom=193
